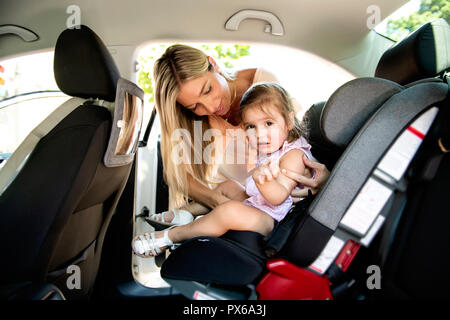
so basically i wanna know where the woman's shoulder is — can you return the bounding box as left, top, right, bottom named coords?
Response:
left=235, top=67, right=279, bottom=85
left=252, top=67, right=279, bottom=84
left=235, top=68, right=257, bottom=83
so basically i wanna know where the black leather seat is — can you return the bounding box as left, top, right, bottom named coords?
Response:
left=0, top=25, right=139, bottom=300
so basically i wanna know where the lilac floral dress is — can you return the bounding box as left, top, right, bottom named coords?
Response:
left=242, top=136, right=315, bottom=222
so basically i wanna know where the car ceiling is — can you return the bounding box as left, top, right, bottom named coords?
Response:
left=0, top=0, right=408, bottom=77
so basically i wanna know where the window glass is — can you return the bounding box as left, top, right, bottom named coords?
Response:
left=0, top=51, right=59, bottom=101
left=374, top=0, right=448, bottom=42
left=0, top=51, right=68, bottom=165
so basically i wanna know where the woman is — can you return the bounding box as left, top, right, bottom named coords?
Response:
left=149, top=44, right=329, bottom=225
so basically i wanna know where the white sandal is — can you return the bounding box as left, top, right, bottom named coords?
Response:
left=132, top=227, right=177, bottom=258
left=146, top=209, right=193, bottom=227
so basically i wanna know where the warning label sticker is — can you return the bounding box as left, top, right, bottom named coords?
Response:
left=340, top=177, right=392, bottom=236
left=309, top=236, right=345, bottom=274
left=378, top=107, right=438, bottom=181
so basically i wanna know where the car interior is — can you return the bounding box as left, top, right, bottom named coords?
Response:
left=0, top=0, right=449, bottom=301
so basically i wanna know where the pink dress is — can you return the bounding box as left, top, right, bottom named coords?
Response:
left=242, top=137, right=315, bottom=222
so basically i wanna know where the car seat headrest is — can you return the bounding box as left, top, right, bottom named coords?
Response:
left=54, top=25, right=120, bottom=101
left=321, top=77, right=403, bottom=148
left=375, top=19, right=450, bottom=85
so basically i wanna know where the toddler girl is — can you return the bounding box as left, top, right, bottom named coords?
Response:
left=132, top=82, right=315, bottom=257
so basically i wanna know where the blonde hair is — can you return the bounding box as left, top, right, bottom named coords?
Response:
left=239, top=82, right=307, bottom=142
left=153, top=44, right=233, bottom=208
left=115, top=93, right=141, bottom=155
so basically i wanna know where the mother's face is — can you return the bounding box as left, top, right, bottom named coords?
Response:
left=177, top=69, right=233, bottom=117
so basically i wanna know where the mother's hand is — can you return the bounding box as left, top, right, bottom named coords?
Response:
left=283, top=155, right=330, bottom=199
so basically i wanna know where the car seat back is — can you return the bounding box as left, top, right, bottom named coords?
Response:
left=341, top=18, right=450, bottom=299
left=0, top=25, right=144, bottom=300
left=292, top=81, right=448, bottom=271
left=375, top=18, right=450, bottom=86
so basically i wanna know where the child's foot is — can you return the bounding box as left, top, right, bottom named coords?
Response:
left=146, top=209, right=193, bottom=227
left=155, top=211, right=174, bottom=223
left=132, top=228, right=175, bottom=257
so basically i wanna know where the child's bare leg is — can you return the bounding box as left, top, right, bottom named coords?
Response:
left=168, top=201, right=274, bottom=243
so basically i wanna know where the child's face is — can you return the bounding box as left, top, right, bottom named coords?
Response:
left=242, top=104, right=290, bottom=156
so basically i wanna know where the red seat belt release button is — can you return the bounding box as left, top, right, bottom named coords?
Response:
left=334, top=240, right=361, bottom=272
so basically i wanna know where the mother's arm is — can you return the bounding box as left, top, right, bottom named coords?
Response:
left=186, top=174, right=229, bottom=209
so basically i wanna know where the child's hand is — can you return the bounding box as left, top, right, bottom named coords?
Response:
left=252, top=159, right=280, bottom=185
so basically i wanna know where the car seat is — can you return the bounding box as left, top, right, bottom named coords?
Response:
left=0, top=25, right=144, bottom=300
left=346, top=18, right=450, bottom=300
left=158, top=19, right=450, bottom=300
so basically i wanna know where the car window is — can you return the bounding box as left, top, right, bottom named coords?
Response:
left=374, top=0, right=447, bottom=42
left=0, top=51, right=68, bottom=167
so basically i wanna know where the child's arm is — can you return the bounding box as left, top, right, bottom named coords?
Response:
left=253, top=149, right=306, bottom=206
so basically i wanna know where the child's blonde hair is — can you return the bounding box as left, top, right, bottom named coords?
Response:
left=239, top=82, right=307, bottom=142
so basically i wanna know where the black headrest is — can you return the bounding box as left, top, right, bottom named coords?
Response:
left=54, top=25, right=120, bottom=101
left=319, top=78, right=403, bottom=148
left=375, top=19, right=450, bottom=85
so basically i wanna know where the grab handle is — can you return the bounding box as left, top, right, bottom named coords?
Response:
left=225, top=9, right=284, bottom=36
